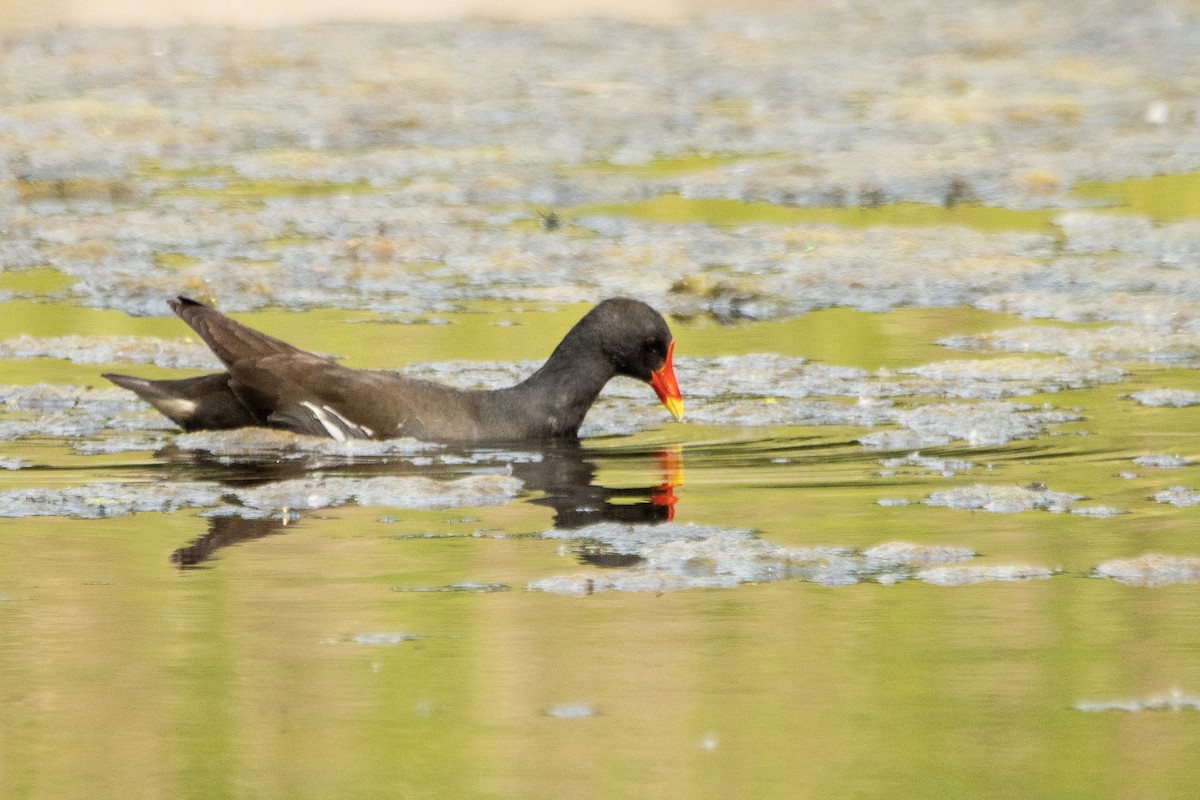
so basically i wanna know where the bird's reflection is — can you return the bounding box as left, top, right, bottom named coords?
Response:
left=162, top=440, right=683, bottom=568
left=171, top=515, right=291, bottom=567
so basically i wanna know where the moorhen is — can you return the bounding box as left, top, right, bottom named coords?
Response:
left=103, top=296, right=684, bottom=442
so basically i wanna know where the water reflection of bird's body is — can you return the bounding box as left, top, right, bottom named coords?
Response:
left=165, top=441, right=682, bottom=567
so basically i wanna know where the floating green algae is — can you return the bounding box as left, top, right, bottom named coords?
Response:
left=152, top=252, right=201, bottom=269
left=1072, top=172, right=1200, bottom=223
left=156, top=176, right=376, bottom=205
left=138, top=161, right=377, bottom=206
left=0, top=268, right=74, bottom=295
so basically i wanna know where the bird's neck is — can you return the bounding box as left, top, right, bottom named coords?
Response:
left=511, top=331, right=615, bottom=436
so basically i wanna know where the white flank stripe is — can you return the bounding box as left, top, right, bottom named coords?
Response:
left=323, top=405, right=373, bottom=438
left=301, top=400, right=347, bottom=442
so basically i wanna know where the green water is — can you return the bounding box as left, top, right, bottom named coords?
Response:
left=4, top=170, right=1200, bottom=799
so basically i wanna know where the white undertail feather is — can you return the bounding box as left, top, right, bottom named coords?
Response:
left=160, top=398, right=198, bottom=416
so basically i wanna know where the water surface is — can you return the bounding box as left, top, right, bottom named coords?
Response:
left=3, top=297, right=1200, bottom=799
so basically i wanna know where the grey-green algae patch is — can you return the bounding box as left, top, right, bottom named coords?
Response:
left=924, top=483, right=1087, bottom=514
left=0, top=473, right=523, bottom=519
left=1131, top=389, right=1200, bottom=408
left=1132, top=455, right=1195, bottom=469
left=4, top=16, right=1200, bottom=327
left=527, top=526, right=1062, bottom=593
left=530, top=523, right=1200, bottom=593
left=944, top=326, right=1200, bottom=366
left=0, top=334, right=219, bottom=369
left=15, top=196, right=1200, bottom=336
left=1092, top=554, right=1200, bottom=587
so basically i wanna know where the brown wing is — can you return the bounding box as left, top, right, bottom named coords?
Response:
left=168, top=297, right=475, bottom=441
left=167, top=297, right=392, bottom=438
left=228, top=358, right=433, bottom=440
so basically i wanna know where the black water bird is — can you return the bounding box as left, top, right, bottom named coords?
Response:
left=104, top=296, right=684, bottom=442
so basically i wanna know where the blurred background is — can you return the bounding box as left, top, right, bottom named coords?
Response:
left=2, top=0, right=732, bottom=27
